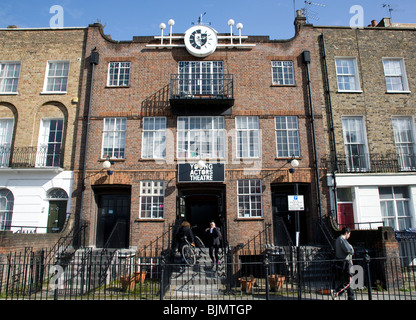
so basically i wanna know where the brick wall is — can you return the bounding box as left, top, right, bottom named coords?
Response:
left=72, top=22, right=327, bottom=250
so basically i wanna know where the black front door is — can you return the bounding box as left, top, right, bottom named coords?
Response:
left=96, top=194, right=130, bottom=248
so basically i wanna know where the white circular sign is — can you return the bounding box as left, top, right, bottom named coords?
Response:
left=184, top=25, right=218, bottom=57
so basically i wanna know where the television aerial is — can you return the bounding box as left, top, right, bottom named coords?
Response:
left=302, top=1, right=326, bottom=23
left=382, top=3, right=404, bottom=21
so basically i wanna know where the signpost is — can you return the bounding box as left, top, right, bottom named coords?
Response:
left=288, top=195, right=304, bottom=211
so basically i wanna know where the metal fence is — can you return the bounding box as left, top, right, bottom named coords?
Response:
left=1, top=246, right=415, bottom=301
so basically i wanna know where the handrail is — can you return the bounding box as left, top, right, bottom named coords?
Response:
left=138, top=223, right=174, bottom=257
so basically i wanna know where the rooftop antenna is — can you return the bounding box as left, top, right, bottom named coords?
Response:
left=302, top=1, right=326, bottom=23
left=192, top=12, right=211, bottom=26
left=382, top=3, right=404, bottom=21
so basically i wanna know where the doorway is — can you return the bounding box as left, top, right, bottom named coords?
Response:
left=177, top=185, right=225, bottom=244
left=95, top=189, right=131, bottom=249
left=272, top=184, right=309, bottom=246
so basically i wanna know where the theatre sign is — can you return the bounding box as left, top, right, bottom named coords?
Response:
left=178, top=163, right=225, bottom=183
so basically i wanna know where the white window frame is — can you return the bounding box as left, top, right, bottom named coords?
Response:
left=335, top=57, right=362, bottom=92
left=341, top=116, right=369, bottom=171
left=0, top=118, right=14, bottom=168
left=139, top=180, right=165, bottom=219
left=379, top=186, right=412, bottom=230
left=42, top=60, right=70, bottom=94
left=392, top=116, right=416, bottom=170
left=37, top=118, right=64, bottom=167
left=0, top=61, right=21, bottom=94
left=0, top=188, right=14, bottom=231
left=383, top=58, right=410, bottom=93
left=271, top=61, right=295, bottom=85
left=107, top=62, right=131, bottom=87
left=235, top=116, right=260, bottom=159
left=101, top=118, right=127, bottom=159
left=142, top=117, right=166, bottom=159
left=177, top=116, right=225, bottom=159
left=275, top=116, right=300, bottom=158
left=237, top=179, right=263, bottom=218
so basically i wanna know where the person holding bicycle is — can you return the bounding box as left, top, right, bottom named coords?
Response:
left=176, top=221, right=195, bottom=270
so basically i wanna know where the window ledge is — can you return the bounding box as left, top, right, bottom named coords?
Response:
left=337, top=90, right=363, bottom=94
left=270, top=84, right=297, bottom=87
left=40, top=91, right=67, bottom=95
left=105, top=86, right=131, bottom=89
left=135, top=218, right=165, bottom=223
left=0, top=92, right=18, bottom=95
left=235, top=217, right=264, bottom=221
left=386, top=90, right=411, bottom=94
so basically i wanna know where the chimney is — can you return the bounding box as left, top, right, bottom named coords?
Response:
left=371, top=20, right=377, bottom=27
left=294, top=9, right=307, bottom=34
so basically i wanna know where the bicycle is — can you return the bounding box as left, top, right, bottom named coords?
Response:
left=181, top=235, right=206, bottom=266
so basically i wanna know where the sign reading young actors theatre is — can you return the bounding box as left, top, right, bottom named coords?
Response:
left=178, top=163, right=225, bottom=182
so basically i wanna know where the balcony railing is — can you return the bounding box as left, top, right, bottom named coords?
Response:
left=322, top=153, right=416, bottom=174
left=169, top=73, right=234, bottom=108
left=0, top=146, right=62, bottom=169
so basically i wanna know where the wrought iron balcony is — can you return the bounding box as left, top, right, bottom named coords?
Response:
left=169, top=73, right=234, bottom=113
left=0, top=146, right=62, bottom=169
left=322, top=153, right=416, bottom=174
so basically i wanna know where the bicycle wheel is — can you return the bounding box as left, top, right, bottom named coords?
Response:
left=194, top=236, right=205, bottom=249
left=182, top=245, right=196, bottom=265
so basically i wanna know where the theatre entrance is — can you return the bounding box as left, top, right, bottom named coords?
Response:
left=177, top=185, right=225, bottom=244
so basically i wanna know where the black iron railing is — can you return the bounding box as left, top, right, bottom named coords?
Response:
left=322, top=153, right=416, bottom=173
left=170, top=73, right=234, bottom=101
left=0, top=146, right=62, bottom=169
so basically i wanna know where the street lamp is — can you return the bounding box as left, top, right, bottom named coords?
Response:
left=103, top=158, right=113, bottom=175
left=288, top=156, right=301, bottom=299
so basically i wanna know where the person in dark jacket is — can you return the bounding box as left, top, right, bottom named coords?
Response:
left=176, top=221, right=194, bottom=270
left=205, top=220, right=222, bottom=265
left=332, top=227, right=355, bottom=300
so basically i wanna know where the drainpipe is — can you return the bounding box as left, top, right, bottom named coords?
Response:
left=78, top=48, right=99, bottom=240
left=303, top=50, right=323, bottom=223
left=319, top=33, right=339, bottom=226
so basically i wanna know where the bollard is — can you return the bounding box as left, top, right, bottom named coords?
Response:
left=264, top=254, right=270, bottom=300
left=160, top=256, right=165, bottom=300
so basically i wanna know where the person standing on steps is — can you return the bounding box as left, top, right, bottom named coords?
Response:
left=205, top=220, right=222, bottom=266
left=332, top=227, right=355, bottom=300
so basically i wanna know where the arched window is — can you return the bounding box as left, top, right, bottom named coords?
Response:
left=46, top=188, right=68, bottom=233
left=0, top=189, right=14, bottom=230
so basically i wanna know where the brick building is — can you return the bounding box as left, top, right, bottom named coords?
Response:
left=0, top=27, right=87, bottom=252
left=316, top=18, right=416, bottom=232
left=72, top=13, right=327, bottom=252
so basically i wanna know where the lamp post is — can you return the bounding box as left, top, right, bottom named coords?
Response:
left=288, top=157, right=301, bottom=299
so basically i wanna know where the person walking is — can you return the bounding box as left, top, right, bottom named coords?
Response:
left=332, top=227, right=355, bottom=300
left=205, top=220, right=222, bottom=266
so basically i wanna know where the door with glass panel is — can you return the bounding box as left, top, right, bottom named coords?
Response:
left=178, top=61, right=223, bottom=96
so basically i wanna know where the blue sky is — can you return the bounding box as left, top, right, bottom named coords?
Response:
left=0, top=0, right=415, bottom=40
